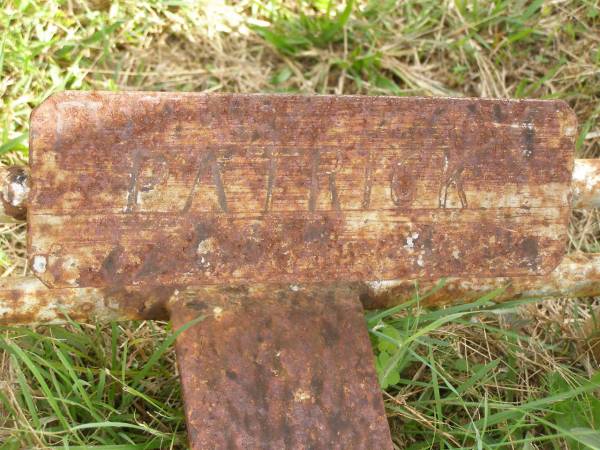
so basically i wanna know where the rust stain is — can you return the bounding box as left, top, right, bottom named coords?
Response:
left=27, top=92, right=576, bottom=288
left=0, top=276, right=172, bottom=325
left=3, top=252, right=600, bottom=324
left=169, top=286, right=393, bottom=450
left=362, top=252, right=600, bottom=309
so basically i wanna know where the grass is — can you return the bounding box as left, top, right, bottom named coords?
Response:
left=369, top=292, right=600, bottom=449
left=1, top=0, right=599, bottom=448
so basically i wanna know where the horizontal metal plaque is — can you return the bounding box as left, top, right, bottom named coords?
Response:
left=28, top=92, right=576, bottom=288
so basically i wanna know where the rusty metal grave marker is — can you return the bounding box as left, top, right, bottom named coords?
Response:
left=0, top=91, right=585, bottom=448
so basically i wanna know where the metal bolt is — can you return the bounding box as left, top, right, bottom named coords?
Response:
left=1, top=166, right=29, bottom=221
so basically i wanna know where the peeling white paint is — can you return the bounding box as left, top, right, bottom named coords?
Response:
left=367, top=280, right=401, bottom=295
left=197, top=237, right=217, bottom=256
left=404, top=232, right=419, bottom=251
left=32, top=255, right=47, bottom=273
left=197, top=238, right=217, bottom=269
left=212, top=306, right=223, bottom=319
left=293, top=389, right=312, bottom=402
left=509, top=122, right=535, bottom=130
left=198, top=256, right=210, bottom=268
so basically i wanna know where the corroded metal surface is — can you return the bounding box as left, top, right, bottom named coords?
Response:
left=0, top=276, right=171, bottom=324
left=6, top=158, right=599, bottom=217
left=29, top=92, right=576, bottom=288
left=169, top=286, right=393, bottom=450
left=362, top=252, right=600, bottom=309
left=3, top=253, right=600, bottom=324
